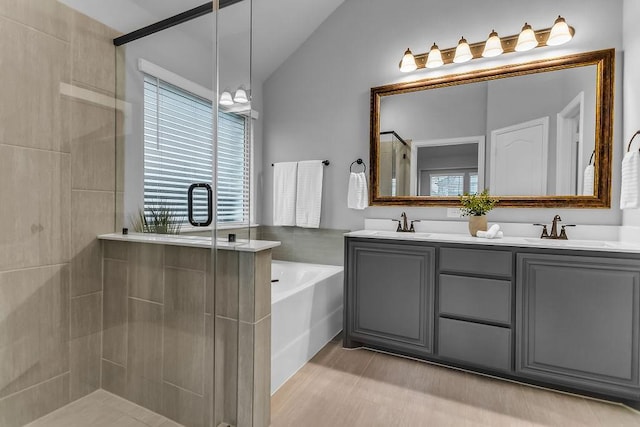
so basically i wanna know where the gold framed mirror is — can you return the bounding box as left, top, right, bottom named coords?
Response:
left=370, top=49, right=614, bottom=208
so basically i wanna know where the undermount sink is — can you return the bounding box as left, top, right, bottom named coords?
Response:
left=370, top=230, right=431, bottom=239
left=523, top=238, right=609, bottom=248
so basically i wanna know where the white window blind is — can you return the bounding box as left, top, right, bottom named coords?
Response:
left=143, top=75, right=249, bottom=225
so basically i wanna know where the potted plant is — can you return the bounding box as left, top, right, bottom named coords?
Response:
left=131, top=204, right=183, bottom=235
left=459, top=189, right=498, bottom=236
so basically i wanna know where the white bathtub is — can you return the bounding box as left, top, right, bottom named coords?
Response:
left=271, top=260, right=344, bottom=394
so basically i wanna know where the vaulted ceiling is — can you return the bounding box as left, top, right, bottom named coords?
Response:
left=58, top=0, right=345, bottom=82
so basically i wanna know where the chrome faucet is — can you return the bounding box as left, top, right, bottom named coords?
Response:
left=534, top=215, right=575, bottom=240
left=393, top=212, right=420, bottom=232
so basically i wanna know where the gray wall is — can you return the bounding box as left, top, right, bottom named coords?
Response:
left=623, top=0, right=640, bottom=226
left=262, top=0, right=624, bottom=230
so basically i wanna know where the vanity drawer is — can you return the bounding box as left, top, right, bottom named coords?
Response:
left=438, top=317, right=511, bottom=372
left=440, top=247, right=512, bottom=277
left=439, top=274, right=511, bottom=325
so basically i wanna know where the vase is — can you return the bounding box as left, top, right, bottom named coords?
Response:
left=468, top=215, right=488, bottom=237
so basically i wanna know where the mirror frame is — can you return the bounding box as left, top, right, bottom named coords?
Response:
left=370, top=49, right=615, bottom=208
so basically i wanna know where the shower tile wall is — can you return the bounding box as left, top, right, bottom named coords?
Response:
left=102, top=242, right=211, bottom=427
left=0, top=1, right=117, bottom=426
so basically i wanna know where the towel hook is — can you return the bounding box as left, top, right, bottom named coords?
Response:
left=588, top=150, right=595, bottom=165
left=350, top=158, right=366, bottom=173
left=627, top=130, right=640, bottom=152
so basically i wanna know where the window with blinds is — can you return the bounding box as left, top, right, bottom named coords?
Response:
left=143, top=75, right=250, bottom=226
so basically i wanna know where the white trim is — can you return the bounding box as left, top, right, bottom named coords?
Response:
left=556, top=92, right=585, bottom=194
left=410, top=136, right=485, bottom=196
left=138, top=58, right=214, bottom=101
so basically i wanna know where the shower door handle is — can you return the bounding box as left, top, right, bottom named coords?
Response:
left=187, top=183, right=213, bottom=227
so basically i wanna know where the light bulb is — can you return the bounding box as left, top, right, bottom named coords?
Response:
left=233, top=87, right=248, bottom=103
left=219, top=90, right=233, bottom=106
left=482, top=30, right=503, bottom=58
left=515, top=23, right=538, bottom=52
left=453, top=37, right=473, bottom=63
left=547, top=16, right=573, bottom=46
left=399, top=48, right=417, bottom=72
left=426, top=43, right=444, bottom=68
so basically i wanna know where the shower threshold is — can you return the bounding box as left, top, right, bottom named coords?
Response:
left=24, top=389, right=182, bottom=427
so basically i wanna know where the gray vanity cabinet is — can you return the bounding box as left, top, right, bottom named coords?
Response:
left=345, top=239, right=435, bottom=355
left=517, top=253, right=640, bottom=399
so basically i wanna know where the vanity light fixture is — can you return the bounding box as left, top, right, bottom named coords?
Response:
left=398, top=16, right=575, bottom=72
left=426, top=43, right=444, bottom=68
left=219, top=89, right=233, bottom=106
left=400, top=48, right=418, bottom=72
left=453, top=37, right=473, bottom=63
left=515, top=23, right=538, bottom=52
left=482, top=30, right=503, bottom=58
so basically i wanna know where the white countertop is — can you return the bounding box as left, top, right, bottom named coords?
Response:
left=98, top=233, right=281, bottom=253
left=345, top=229, right=640, bottom=254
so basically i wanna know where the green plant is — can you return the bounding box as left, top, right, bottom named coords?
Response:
left=459, top=189, right=498, bottom=217
left=131, top=204, right=183, bottom=234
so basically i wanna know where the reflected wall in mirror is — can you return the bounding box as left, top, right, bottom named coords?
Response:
left=370, top=49, right=614, bottom=208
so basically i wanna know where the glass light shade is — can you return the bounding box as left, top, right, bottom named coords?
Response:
left=233, top=87, right=248, bottom=103
left=547, top=16, right=573, bottom=46
left=219, top=90, right=233, bottom=106
left=453, top=37, right=473, bottom=63
left=482, top=30, right=503, bottom=58
left=515, top=23, right=538, bottom=52
left=426, top=43, right=444, bottom=68
left=399, top=48, right=417, bottom=72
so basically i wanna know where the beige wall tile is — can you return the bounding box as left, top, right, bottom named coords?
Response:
left=127, top=298, right=163, bottom=413
left=204, top=314, right=214, bottom=427
left=70, top=11, right=117, bottom=95
left=215, top=250, right=238, bottom=319
left=0, top=0, right=71, bottom=42
left=214, top=317, right=237, bottom=427
left=239, top=250, right=271, bottom=323
left=0, top=373, right=69, bottom=427
left=205, top=258, right=214, bottom=315
left=103, top=259, right=128, bottom=365
left=70, top=330, right=101, bottom=401
left=70, top=98, right=116, bottom=191
left=0, top=265, right=70, bottom=398
left=0, top=17, right=71, bottom=152
left=70, top=292, right=102, bottom=339
left=165, top=246, right=207, bottom=272
left=129, top=243, right=163, bottom=303
left=104, top=241, right=128, bottom=261
left=238, top=317, right=271, bottom=427
left=161, top=382, right=205, bottom=427
left=0, top=146, right=70, bottom=271
left=101, top=359, right=126, bottom=398
left=71, top=190, right=115, bottom=296
left=163, top=268, right=205, bottom=395
left=69, top=292, right=102, bottom=401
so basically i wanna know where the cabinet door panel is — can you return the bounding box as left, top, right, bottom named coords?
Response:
left=517, top=253, right=640, bottom=397
left=348, top=240, right=434, bottom=354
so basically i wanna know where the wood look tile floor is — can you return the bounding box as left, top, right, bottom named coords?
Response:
left=271, top=339, right=640, bottom=427
left=25, top=390, right=182, bottom=427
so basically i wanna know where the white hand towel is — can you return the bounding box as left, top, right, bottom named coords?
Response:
left=583, top=164, right=595, bottom=196
left=476, top=230, right=504, bottom=239
left=621, top=151, right=640, bottom=209
left=296, top=160, right=324, bottom=228
left=348, top=172, right=368, bottom=210
left=273, top=162, right=298, bottom=226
